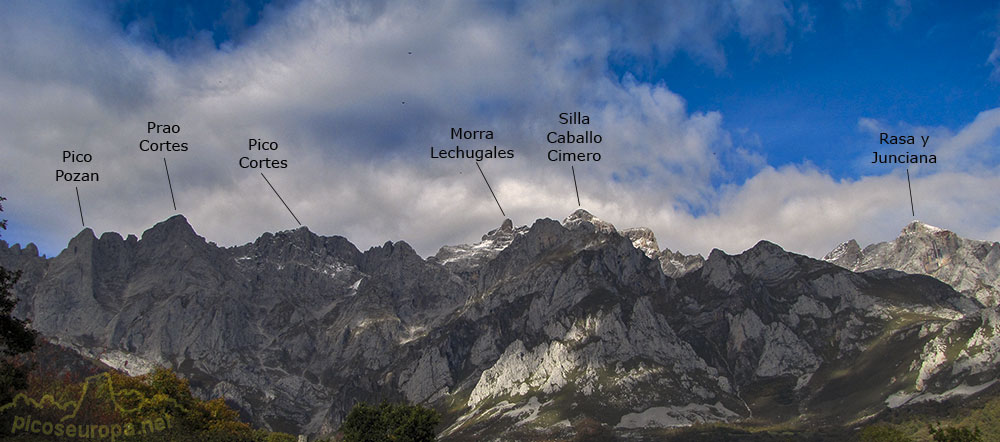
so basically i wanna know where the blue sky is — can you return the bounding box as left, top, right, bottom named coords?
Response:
left=112, top=0, right=1000, bottom=180
left=611, top=1, right=999, bottom=180
left=2, top=0, right=1000, bottom=259
left=114, top=0, right=298, bottom=51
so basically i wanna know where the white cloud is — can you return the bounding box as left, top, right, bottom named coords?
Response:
left=859, top=109, right=1000, bottom=174
left=0, top=0, right=997, bottom=266
left=858, top=117, right=886, bottom=134
left=933, top=108, right=1000, bottom=172
left=651, top=166, right=1000, bottom=258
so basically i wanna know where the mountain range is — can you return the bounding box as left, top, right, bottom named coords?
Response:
left=1, top=210, right=998, bottom=440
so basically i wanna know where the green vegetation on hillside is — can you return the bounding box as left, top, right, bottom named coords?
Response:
left=333, top=401, right=441, bottom=442
left=0, top=365, right=298, bottom=441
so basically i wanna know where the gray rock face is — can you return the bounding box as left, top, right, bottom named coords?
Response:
left=431, top=218, right=527, bottom=280
left=0, top=238, right=48, bottom=319
left=617, top=223, right=705, bottom=278
left=2, top=212, right=998, bottom=439
left=671, top=240, right=993, bottom=423
left=621, top=227, right=659, bottom=259
left=658, top=248, right=706, bottom=278
left=826, top=221, right=1000, bottom=306
left=562, top=208, right=617, bottom=234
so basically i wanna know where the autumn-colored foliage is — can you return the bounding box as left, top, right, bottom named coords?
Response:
left=1, top=365, right=296, bottom=441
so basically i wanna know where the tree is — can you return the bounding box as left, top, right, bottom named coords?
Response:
left=340, top=401, right=441, bottom=442
left=928, top=422, right=983, bottom=442
left=0, top=195, right=37, bottom=402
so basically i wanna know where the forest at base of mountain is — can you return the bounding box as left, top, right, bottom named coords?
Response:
left=0, top=340, right=298, bottom=441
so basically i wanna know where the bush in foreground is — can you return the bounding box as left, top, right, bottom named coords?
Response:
left=338, top=401, right=441, bottom=442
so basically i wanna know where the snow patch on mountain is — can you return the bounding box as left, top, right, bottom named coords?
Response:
left=622, top=227, right=659, bottom=259
left=433, top=218, right=527, bottom=271
left=887, top=380, right=997, bottom=408
left=503, top=396, right=547, bottom=426
left=615, top=402, right=739, bottom=428
left=562, top=209, right=617, bottom=234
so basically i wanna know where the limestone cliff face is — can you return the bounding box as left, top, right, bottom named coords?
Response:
left=1, top=213, right=998, bottom=439
left=826, top=221, right=1000, bottom=307
left=621, top=226, right=705, bottom=278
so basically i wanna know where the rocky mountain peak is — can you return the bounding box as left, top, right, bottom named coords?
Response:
left=286, top=224, right=315, bottom=237
left=522, top=217, right=570, bottom=247
left=367, top=240, right=419, bottom=261
left=99, top=231, right=125, bottom=242
left=707, top=240, right=787, bottom=266
left=482, top=218, right=521, bottom=241
left=823, top=238, right=862, bottom=267
left=8, top=214, right=1000, bottom=440
left=746, top=239, right=787, bottom=257
left=699, top=240, right=801, bottom=287
left=901, top=220, right=947, bottom=236
left=737, top=240, right=804, bottom=281
left=140, top=214, right=201, bottom=245
left=433, top=218, right=528, bottom=272
left=22, top=243, right=38, bottom=257
left=269, top=225, right=321, bottom=248
left=2, top=241, right=40, bottom=257
left=704, top=248, right=729, bottom=267
left=562, top=208, right=616, bottom=234
left=65, top=227, right=97, bottom=253
left=825, top=221, right=1000, bottom=306
left=498, top=218, right=513, bottom=233
left=621, top=227, right=659, bottom=259
left=238, top=225, right=362, bottom=268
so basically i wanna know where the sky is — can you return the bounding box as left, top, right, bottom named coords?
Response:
left=1, top=0, right=999, bottom=260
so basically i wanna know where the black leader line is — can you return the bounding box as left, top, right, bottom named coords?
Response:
left=164, top=158, right=177, bottom=211
left=572, top=166, right=581, bottom=206
left=476, top=161, right=505, bottom=217
left=261, top=173, right=302, bottom=225
left=75, top=187, right=85, bottom=227
left=907, top=168, right=915, bottom=217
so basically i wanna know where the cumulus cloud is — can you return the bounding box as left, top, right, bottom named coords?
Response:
left=656, top=165, right=1000, bottom=258
left=859, top=109, right=1000, bottom=174
left=0, top=0, right=997, bottom=264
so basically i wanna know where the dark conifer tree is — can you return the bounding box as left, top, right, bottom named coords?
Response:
left=0, top=195, right=37, bottom=402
